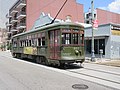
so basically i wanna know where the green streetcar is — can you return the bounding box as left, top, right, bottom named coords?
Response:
left=11, top=22, right=85, bottom=66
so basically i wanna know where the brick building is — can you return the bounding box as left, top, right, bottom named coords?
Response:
left=97, top=8, right=120, bottom=25
left=26, top=0, right=84, bottom=31
left=84, top=8, right=120, bottom=25
left=6, top=0, right=84, bottom=34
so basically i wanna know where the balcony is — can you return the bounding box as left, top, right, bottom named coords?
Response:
left=17, top=11, right=26, bottom=19
left=7, top=31, right=12, bottom=36
left=17, top=23, right=26, bottom=29
left=11, top=18, right=18, bottom=23
left=17, top=0, right=26, bottom=9
left=10, top=27, right=18, bottom=32
left=7, top=33, right=12, bottom=40
left=10, top=8, right=18, bottom=15
left=6, top=22, right=12, bottom=27
left=6, top=14, right=12, bottom=18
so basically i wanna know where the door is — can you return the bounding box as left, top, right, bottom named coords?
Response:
left=49, top=30, right=60, bottom=59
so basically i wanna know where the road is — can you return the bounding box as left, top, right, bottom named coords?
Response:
left=67, top=63, right=120, bottom=90
left=0, top=51, right=119, bottom=90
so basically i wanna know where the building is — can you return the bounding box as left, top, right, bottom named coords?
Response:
left=84, top=8, right=120, bottom=25
left=26, top=0, right=84, bottom=31
left=84, top=8, right=120, bottom=59
left=85, top=23, right=120, bottom=59
left=6, top=0, right=84, bottom=51
left=97, top=8, right=120, bottom=25
left=6, top=0, right=26, bottom=49
left=0, top=28, right=7, bottom=51
left=6, top=0, right=84, bottom=40
left=6, top=0, right=120, bottom=59
left=6, top=0, right=26, bottom=38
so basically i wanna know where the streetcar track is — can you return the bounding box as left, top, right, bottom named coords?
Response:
left=2, top=53, right=120, bottom=85
left=66, top=63, right=120, bottom=76
left=68, top=70, right=120, bottom=85
left=83, top=67, right=120, bottom=76
left=2, top=53, right=120, bottom=89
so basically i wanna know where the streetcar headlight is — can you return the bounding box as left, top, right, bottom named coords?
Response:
left=75, top=50, right=79, bottom=55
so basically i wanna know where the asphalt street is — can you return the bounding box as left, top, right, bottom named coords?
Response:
left=0, top=51, right=118, bottom=90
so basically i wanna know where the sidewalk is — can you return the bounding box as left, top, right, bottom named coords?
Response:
left=85, top=57, right=120, bottom=67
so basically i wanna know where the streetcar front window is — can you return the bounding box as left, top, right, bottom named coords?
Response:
left=80, top=32, right=84, bottom=45
left=62, top=33, right=79, bottom=45
left=62, top=28, right=84, bottom=45
left=62, top=33, right=71, bottom=44
left=73, top=33, right=78, bottom=44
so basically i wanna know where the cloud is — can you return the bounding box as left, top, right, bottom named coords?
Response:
left=108, top=0, right=120, bottom=14
left=98, top=0, right=120, bottom=14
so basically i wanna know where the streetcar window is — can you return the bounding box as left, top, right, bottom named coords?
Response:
left=29, top=40, right=32, bottom=46
left=73, top=33, right=78, bottom=44
left=73, top=29, right=79, bottom=32
left=38, top=38, right=41, bottom=46
left=34, top=38, right=38, bottom=46
left=21, top=41, right=23, bottom=47
left=13, top=41, right=17, bottom=47
left=26, top=40, right=29, bottom=46
left=63, top=29, right=71, bottom=32
left=20, top=41, right=22, bottom=47
left=23, top=40, right=25, bottom=47
left=24, top=40, right=26, bottom=46
left=38, top=37, right=45, bottom=46
left=80, top=34, right=84, bottom=44
left=49, top=31, right=54, bottom=44
left=62, top=33, right=71, bottom=44
left=31, top=39, right=34, bottom=46
left=42, top=37, right=45, bottom=46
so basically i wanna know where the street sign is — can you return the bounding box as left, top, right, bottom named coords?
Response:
left=93, top=19, right=98, bottom=28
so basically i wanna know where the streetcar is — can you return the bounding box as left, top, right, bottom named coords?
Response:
left=11, top=22, right=85, bottom=66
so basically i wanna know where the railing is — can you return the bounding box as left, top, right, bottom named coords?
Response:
left=17, top=23, right=26, bottom=27
left=11, top=27, right=17, bottom=30
left=17, top=11, right=26, bottom=17
left=17, top=23, right=26, bottom=29
left=17, top=0, right=26, bottom=6
left=6, top=22, right=12, bottom=27
left=11, top=17, right=18, bottom=22
left=9, top=0, right=26, bottom=13
left=6, top=13, right=12, bottom=18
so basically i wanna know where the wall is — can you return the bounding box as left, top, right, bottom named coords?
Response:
left=97, top=8, right=120, bottom=25
left=26, top=0, right=84, bottom=31
left=111, top=35, right=120, bottom=59
left=85, top=24, right=111, bottom=58
left=85, top=24, right=111, bottom=37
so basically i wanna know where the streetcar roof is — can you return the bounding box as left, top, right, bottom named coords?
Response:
left=12, top=22, right=84, bottom=38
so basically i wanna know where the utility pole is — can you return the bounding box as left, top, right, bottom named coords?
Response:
left=91, top=0, right=95, bottom=61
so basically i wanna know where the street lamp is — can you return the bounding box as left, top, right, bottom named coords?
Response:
left=91, top=0, right=95, bottom=61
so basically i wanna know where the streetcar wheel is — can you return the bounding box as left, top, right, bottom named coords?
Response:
left=60, top=63, right=67, bottom=69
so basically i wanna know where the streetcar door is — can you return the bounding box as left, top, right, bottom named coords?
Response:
left=49, top=30, right=60, bottom=59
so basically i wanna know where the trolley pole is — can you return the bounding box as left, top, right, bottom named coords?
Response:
left=91, top=0, right=95, bottom=61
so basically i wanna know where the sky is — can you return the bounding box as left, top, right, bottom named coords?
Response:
left=0, top=0, right=120, bottom=28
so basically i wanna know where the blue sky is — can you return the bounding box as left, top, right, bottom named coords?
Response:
left=76, top=0, right=119, bottom=12
left=0, top=0, right=120, bottom=28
